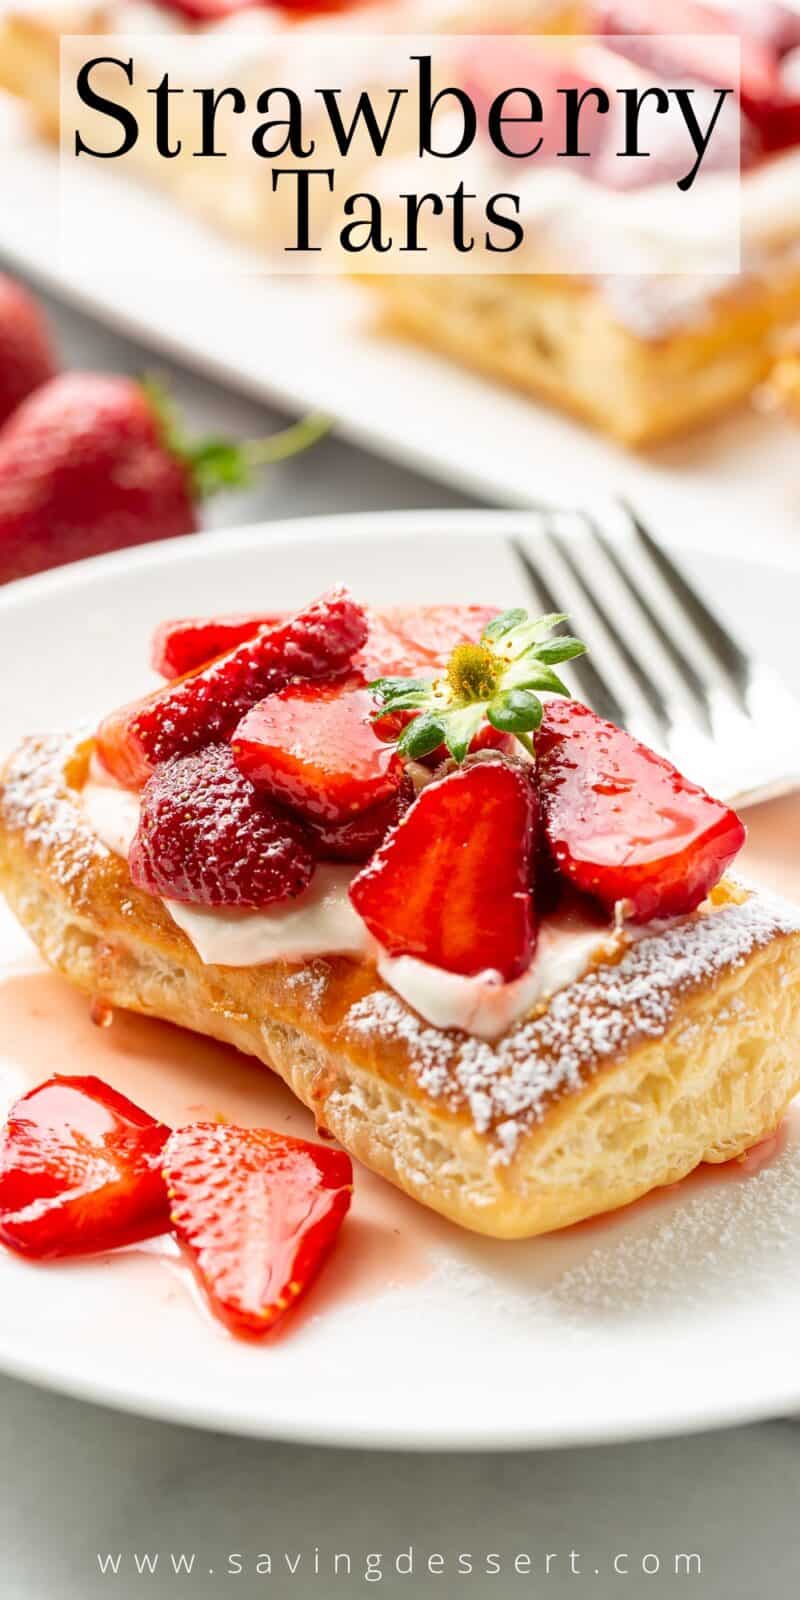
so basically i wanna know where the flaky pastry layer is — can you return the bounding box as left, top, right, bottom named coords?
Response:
left=2, top=732, right=800, bottom=1237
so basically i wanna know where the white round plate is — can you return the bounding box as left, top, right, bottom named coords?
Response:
left=1, top=509, right=800, bottom=1451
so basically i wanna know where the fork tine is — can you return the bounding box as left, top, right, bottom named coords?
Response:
left=510, top=535, right=628, bottom=727
left=623, top=502, right=752, bottom=710
left=547, top=525, right=673, bottom=741
left=589, top=522, right=715, bottom=736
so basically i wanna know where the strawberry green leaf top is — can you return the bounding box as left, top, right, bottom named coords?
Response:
left=369, top=608, right=587, bottom=763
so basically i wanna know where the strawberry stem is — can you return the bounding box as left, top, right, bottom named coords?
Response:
left=244, top=412, right=331, bottom=468
left=371, top=608, right=587, bottom=766
left=142, top=377, right=330, bottom=502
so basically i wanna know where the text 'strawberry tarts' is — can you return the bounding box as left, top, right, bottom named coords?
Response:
left=1, top=589, right=799, bottom=1249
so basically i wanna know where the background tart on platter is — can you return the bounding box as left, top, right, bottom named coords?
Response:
left=366, top=1, right=800, bottom=446
left=5, top=1, right=800, bottom=444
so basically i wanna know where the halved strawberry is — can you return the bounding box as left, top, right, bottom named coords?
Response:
left=349, top=758, right=537, bottom=981
left=233, top=680, right=405, bottom=823
left=151, top=603, right=499, bottom=681
left=358, top=604, right=500, bottom=680
left=150, top=612, right=283, bottom=679
left=96, top=587, right=367, bottom=789
left=164, top=1124, right=353, bottom=1337
left=0, top=1076, right=170, bottom=1259
left=535, top=699, right=746, bottom=922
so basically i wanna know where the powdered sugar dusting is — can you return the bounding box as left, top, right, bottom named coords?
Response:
left=553, top=1135, right=800, bottom=1319
left=345, top=893, right=800, bottom=1156
left=0, top=732, right=107, bottom=900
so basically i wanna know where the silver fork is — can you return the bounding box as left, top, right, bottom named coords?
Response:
left=510, top=504, right=800, bottom=808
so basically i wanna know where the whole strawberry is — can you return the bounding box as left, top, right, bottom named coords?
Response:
left=129, top=743, right=316, bottom=909
left=0, top=274, right=58, bottom=430
left=0, top=374, right=195, bottom=584
left=0, top=374, right=327, bottom=584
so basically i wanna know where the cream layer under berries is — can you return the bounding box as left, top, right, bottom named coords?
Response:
left=76, top=586, right=751, bottom=1048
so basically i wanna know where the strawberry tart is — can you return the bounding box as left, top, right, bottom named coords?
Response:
left=1, top=588, right=799, bottom=1238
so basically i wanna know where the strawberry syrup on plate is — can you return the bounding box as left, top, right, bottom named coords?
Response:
left=0, top=965, right=433, bottom=1322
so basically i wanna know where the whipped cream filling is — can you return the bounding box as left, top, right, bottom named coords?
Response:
left=82, top=776, right=638, bottom=1040
left=377, top=915, right=621, bottom=1042
left=82, top=776, right=370, bottom=963
left=165, top=865, right=370, bottom=965
left=83, top=779, right=142, bottom=861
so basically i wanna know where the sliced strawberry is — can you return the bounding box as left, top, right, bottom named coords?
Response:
left=129, top=744, right=315, bottom=908
left=150, top=612, right=282, bottom=679
left=96, top=588, right=367, bottom=789
left=304, top=771, right=415, bottom=861
left=151, top=603, right=498, bottom=682
left=0, top=1076, right=170, bottom=1259
left=233, top=680, right=405, bottom=824
left=535, top=699, right=746, bottom=922
left=353, top=609, right=417, bottom=681
left=349, top=758, right=537, bottom=981
left=357, top=604, right=499, bottom=680
left=164, top=1124, right=352, bottom=1338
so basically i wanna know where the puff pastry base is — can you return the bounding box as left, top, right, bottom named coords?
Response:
left=2, top=732, right=800, bottom=1238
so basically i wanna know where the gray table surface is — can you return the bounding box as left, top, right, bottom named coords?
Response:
left=1, top=270, right=798, bottom=1600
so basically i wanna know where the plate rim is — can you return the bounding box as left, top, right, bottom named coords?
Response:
left=1, top=506, right=800, bottom=626
left=1, top=1331, right=799, bottom=1452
